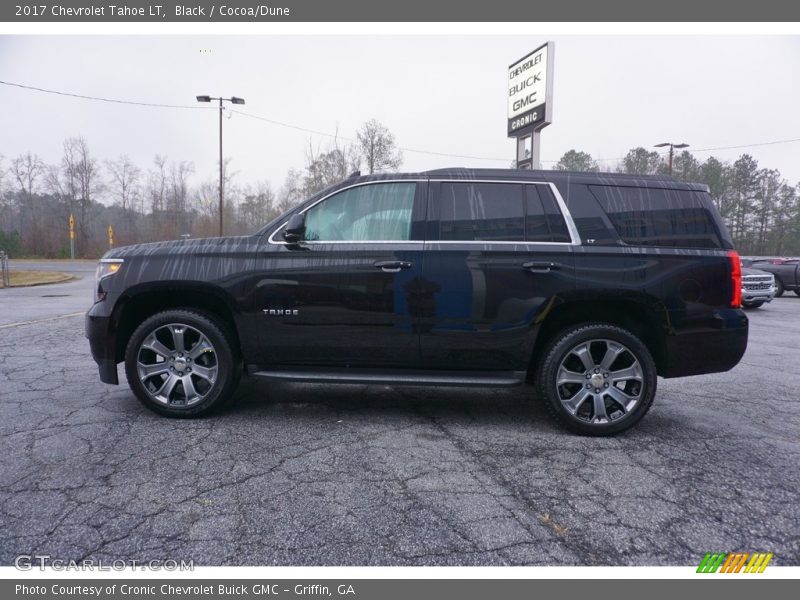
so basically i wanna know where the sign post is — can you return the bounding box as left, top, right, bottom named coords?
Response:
left=108, top=225, right=114, bottom=249
left=68, top=213, right=75, bottom=259
left=507, top=41, right=554, bottom=169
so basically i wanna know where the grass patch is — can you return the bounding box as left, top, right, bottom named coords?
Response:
left=4, top=270, right=74, bottom=287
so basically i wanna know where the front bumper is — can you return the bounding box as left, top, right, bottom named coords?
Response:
left=86, top=302, right=119, bottom=385
left=741, top=286, right=775, bottom=303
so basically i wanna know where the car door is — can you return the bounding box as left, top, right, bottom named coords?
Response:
left=252, top=179, right=427, bottom=368
left=419, top=179, right=577, bottom=371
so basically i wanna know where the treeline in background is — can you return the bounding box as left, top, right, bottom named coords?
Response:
left=1, top=123, right=798, bottom=258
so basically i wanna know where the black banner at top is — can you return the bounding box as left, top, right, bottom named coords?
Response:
left=2, top=0, right=800, bottom=22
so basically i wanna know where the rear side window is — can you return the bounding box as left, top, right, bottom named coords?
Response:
left=528, top=185, right=571, bottom=243
left=439, top=182, right=524, bottom=241
left=438, top=182, right=572, bottom=243
left=588, top=185, right=724, bottom=249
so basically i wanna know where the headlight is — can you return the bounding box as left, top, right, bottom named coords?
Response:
left=95, top=258, right=123, bottom=302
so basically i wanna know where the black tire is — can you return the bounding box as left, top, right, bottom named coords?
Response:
left=536, top=323, right=657, bottom=436
left=774, top=278, right=784, bottom=297
left=794, top=290, right=800, bottom=297
left=124, top=309, right=241, bottom=418
left=742, top=301, right=764, bottom=309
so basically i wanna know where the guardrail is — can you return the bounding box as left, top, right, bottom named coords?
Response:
left=0, top=250, right=9, bottom=288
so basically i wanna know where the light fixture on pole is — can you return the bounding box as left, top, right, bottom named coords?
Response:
left=196, top=95, right=246, bottom=236
left=654, top=142, right=689, bottom=176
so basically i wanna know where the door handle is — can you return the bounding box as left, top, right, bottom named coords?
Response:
left=373, top=260, right=413, bottom=273
left=522, top=261, right=562, bottom=273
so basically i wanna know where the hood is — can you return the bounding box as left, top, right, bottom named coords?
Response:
left=742, top=267, right=773, bottom=277
left=101, top=234, right=259, bottom=260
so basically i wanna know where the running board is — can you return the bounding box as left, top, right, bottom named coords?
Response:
left=249, top=367, right=526, bottom=387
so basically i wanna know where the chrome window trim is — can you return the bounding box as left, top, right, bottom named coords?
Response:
left=267, top=178, right=581, bottom=246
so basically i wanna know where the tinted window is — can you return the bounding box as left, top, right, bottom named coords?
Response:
left=589, top=185, right=724, bottom=248
left=439, top=183, right=524, bottom=241
left=304, top=182, right=416, bottom=242
left=525, top=187, right=550, bottom=242
left=536, top=186, right=571, bottom=243
left=557, top=183, right=619, bottom=246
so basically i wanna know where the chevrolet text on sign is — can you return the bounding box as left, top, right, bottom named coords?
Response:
left=507, top=42, right=552, bottom=134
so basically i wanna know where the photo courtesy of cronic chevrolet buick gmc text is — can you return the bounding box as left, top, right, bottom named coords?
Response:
left=86, top=169, right=748, bottom=435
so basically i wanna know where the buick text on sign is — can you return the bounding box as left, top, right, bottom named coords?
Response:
left=507, top=46, right=547, bottom=120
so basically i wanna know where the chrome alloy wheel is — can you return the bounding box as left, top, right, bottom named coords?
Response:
left=136, top=323, right=218, bottom=407
left=555, top=339, right=644, bottom=425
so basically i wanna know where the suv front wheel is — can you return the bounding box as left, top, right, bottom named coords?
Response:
left=124, top=309, right=241, bottom=418
left=536, top=323, right=657, bottom=436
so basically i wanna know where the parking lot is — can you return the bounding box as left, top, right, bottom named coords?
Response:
left=1, top=262, right=798, bottom=566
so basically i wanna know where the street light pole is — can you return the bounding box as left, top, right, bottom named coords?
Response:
left=219, top=97, right=223, bottom=238
left=654, top=142, right=690, bottom=176
left=196, top=94, right=246, bottom=237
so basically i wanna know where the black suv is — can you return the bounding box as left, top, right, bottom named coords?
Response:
left=86, top=169, right=748, bottom=435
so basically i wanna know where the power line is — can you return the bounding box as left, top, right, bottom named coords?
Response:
left=230, top=109, right=512, bottom=163
left=4, top=78, right=800, bottom=165
left=0, top=79, right=213, bottom=110
left=692, top=138, right=800, bottom=153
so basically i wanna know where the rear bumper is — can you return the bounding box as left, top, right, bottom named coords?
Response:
left=661, top=308, right=748, bottom=378
left=85, top=306, right=119, bottom=385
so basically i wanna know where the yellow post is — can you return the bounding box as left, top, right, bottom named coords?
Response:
left=68, top=214, right=75, bottom=259
left=108, top=225, right=114, bottom=249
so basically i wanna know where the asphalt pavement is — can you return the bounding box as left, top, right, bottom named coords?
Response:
left=0, top=260, right=95, bottom=326
left=0, top=268, right=798, bottom=565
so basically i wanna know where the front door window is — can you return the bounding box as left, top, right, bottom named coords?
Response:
left=304, top=182, right=416, bottom=242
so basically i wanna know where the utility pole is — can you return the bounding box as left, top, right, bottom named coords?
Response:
left=196, top=95, right=246, bottom=236
left=654, top=142, right=690, bottom=176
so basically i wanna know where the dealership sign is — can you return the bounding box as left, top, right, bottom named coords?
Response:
left=507, top=42, right=553, bottom=136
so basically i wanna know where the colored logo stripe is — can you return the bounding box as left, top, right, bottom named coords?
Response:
left=745, top=553, right=773, bottom=573
left=697, top=553, right=726, bottom=573
left=697, top=552, right=773, bottom=573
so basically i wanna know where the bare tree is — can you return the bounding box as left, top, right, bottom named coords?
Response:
left=0, top=154, right=14, bottom=237
left=147, top=155, right=168, bottom=214
left=303, top=136, right=360, bottom=196
left=11, top=152, right=45, bottom=199
left=105, top=155, right=142, bottom=245
left=167, top=160, right=195, bottom=237
left=355, top=119, right=403, bottom=174
left=11, top=152, right=46, bottom=255
left=64, top=137, right=103, bottom=255
left=238, top=181, right=276, bottom=233
left=106, top=155, right=141, bottom=213
left=276, top=168, right=305, bottom=214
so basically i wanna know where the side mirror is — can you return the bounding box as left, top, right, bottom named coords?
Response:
left=282, top=213, right=306, bottom=243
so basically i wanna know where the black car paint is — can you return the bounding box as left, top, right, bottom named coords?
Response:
left=86, top=169, right=748, bottom=386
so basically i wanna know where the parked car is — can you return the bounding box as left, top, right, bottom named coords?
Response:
left=746, top=258, right=800, bottom=297
left=86, top=169, right=748, bottom=436
left=740, top=264, right=775, bottom=308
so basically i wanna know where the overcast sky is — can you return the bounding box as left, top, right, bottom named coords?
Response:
left=1, top=35, right=799, bottom=194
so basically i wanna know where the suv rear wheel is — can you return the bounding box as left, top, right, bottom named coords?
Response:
left=124, top=309, right=241, bottom=418
left=536, top=323, right=657, bottom=436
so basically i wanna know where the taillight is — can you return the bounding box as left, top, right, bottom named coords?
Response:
left=728, top=250, right=742, bottom=308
